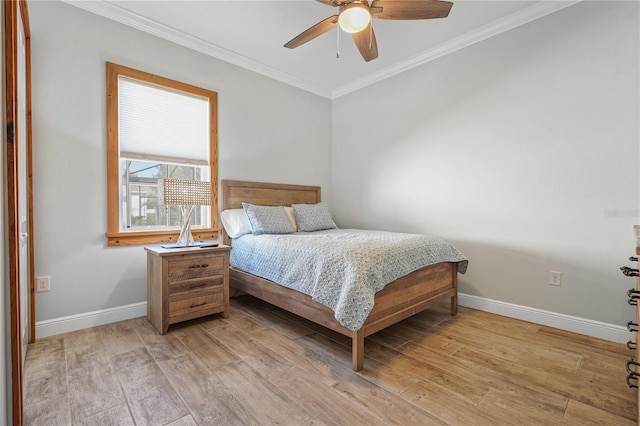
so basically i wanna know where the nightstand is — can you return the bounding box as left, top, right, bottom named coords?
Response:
left=145, top=244, right=231, bottom=334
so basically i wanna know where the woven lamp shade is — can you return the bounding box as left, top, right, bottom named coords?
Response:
left=158, top=179, right=212, bottom=206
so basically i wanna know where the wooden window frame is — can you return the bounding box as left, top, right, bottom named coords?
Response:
left=106, top=62, right=219, bottom=246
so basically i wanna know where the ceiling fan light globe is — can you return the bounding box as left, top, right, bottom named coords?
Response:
left=338, top=5, right=371, bottom=33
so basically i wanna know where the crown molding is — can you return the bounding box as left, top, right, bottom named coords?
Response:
left=332, top=0, right=581, bottom=99
left=63, top=0, right=579, bottom=100
left=61, top=0, right=333, bottom=99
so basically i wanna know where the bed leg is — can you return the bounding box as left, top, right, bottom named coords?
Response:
left=451, top=294, right=458, bottom=316
left=352, top=329, right=364, bottom=371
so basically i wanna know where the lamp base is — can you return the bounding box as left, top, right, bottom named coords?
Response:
left=160, top=205, right=219, bottom=249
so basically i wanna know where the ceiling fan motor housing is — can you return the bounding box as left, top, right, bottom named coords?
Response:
left=338, top=2, right=372, bottom=34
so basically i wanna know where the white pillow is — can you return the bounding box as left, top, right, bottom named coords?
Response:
left=220, top=209, right=252, bottom=238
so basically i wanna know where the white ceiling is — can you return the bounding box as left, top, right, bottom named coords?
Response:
left=66, top=0, right=579, bottom=98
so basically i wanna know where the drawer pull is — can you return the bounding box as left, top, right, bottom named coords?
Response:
left=628, top=288, right=640, bottom=298
left=627, top=321, right=638, bottom=332
left=620, top=266, right=639, bottom=277
left=188, top=264, right=209, bottom=269
left=627, top=374, right=638, bottom=389
left=628, top=340, right=637, bottom=351
left=190, top=301, right=207, bottom=308
left=625, top=358, right=640, bottom=375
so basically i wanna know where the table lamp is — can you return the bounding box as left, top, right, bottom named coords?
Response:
left=158, top=178, right=211, bottom=248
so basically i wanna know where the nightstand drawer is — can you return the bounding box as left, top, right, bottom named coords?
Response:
left=169, top=292, right=224, bottom=318
left=169, top=277, right=224, bottom=298
left=168, top=254, right=224, bottom=282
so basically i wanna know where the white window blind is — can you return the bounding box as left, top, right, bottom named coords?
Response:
left=118, top=76, right=210, bottom=165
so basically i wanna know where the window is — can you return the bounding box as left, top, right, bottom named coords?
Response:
left=106, top=62, right=218, bottom=246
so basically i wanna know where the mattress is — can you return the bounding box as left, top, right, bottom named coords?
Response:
left=230, top=228, right=468, bottom=330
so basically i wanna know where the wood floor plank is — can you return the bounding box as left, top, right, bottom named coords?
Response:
left=62, top=326, right=104, bottom=351
left=158, top=352, right=256, bottom=425
left=425, top=307, right=539, bottom=338
left=23, top=336, right=65, bottom=370
left=270, top=366, right=383, bottom=425
left=74, top=403, right=134, bottom=426
left=365, top=327, right=410, bottom=350
left=375, top=322, right=463, bottom=354
left=130, top=316, right=189, bottom=362
left=365, top=339, right=491, bottom=403
left=212, top=361, right=318, bottom=425
left=110, top=347, right=189, bottom=425
left=166, top=414, right=199, bottom=426
left=232, top=295, right=352, bottom=344
left=251, top=327, right=353, bottom=386
left=23, top=395, right=70, bottom=426
left=231, top=296, right=316, bottom=339
left=423, top=319, right=522, bottom=361
left=23, top=362, right=68, bottom=408
left=207, top=306, right=268, bottom=335
left=65, top=344, right=127, bottom=423
left=511, top=345, right=584, bottom=374
left=562, top=399, right=636, bottom=425
left=22, top=336, right=67, bottom=404
left=401, top=340, right=571, bottom=407
left=295, top=331, right=352, bottom=362
left=172, top=323, right=238, bottom=371
left=333, top=373, right=448, bottom=425
left=202, top=322, right=292, bottom=378
left=455, top=349, right=636, bottom=418
left=100, top=319, right=146, bottom=355
left=537, top=325, right=630, bottom=356
left=401, top=379, right=498, bottom=426
left=476, top=387, right=567, bottom=425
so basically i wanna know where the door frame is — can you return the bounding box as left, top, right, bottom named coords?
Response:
left=5, top=0, right=33, bottom=423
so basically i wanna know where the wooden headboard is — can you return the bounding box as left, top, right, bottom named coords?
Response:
left=220, top=179, right=321, bottom=245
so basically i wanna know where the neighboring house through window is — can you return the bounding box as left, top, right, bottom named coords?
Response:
left=106, top=62, right=219, bottom=246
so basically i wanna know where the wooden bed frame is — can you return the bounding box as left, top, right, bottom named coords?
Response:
left=221, top=179, right=459, bottom=371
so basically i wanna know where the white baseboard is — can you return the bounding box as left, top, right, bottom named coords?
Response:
left=35, top=295, right=632, bottom=344
left=35, top=302, right=147, bottom=339
left=458, top=293, right=632, bottom=344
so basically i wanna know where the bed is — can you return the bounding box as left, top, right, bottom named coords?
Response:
left=220, top=179, right=467, bottom=371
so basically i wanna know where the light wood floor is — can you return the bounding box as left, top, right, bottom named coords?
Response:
left=23, top=295, right=637, bottom=425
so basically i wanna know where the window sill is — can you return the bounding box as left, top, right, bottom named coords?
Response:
left=106, top=229, right=219, bottom=247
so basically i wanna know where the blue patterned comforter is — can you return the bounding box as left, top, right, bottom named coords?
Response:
left=231, top=229, right=468, bottom=331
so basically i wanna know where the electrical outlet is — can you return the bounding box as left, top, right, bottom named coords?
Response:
left=549, top=271, right=562, bottom=286
left=36, top=276, right=50, bottom=292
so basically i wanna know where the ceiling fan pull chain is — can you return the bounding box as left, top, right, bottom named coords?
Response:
left=336, top=25, right=340, bottom=58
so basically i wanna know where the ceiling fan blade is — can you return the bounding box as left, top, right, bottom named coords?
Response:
left=284, top=15, right=339, bottom=49
left=371, top=0, right=453, bottom=20
left=315, top=0, right=341, bottom=6
left=352, top=23, right=378, bottom=62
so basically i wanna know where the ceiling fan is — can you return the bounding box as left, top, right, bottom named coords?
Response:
left=284, top=0, right=454, bottom=62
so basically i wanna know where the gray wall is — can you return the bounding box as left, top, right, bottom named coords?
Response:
left=332, top=1, right=639, bottom=326
left=29, top=1, right=332, bottom=321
